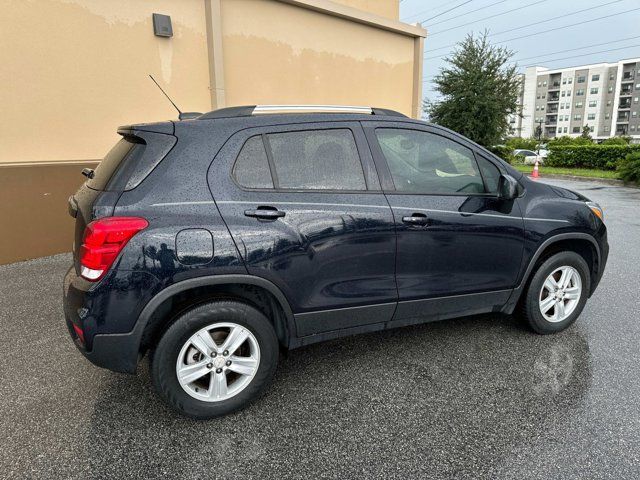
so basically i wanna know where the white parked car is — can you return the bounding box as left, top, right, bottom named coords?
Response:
left=514, top=149, right=545, bottom=165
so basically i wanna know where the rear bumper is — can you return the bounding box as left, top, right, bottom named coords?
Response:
left=63, top=266, right=160, bottom=374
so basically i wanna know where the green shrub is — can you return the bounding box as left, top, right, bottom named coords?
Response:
left=546, top=145, right=640, bottom=170
left=548, top=135, right=593, bottom=146
left=617, top=151, right=640, bottom=183
left=505, top=137, right=538, bottom=151
left=601, top=136, right=631, bottom=145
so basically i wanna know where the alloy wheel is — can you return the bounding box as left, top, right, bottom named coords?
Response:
left=175, top=322, right=260, bottom=402
left=538, top=266, right=582, bottom=323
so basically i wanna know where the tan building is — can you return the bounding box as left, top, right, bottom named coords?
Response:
left=0, top=0, right=426, bottom=264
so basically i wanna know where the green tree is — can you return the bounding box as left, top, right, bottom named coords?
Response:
left=581, top=125, right=593, bottom=140
left=424, top=32, right=521, bottom=148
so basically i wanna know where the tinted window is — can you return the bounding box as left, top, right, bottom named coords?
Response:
left=375, top=129, right=485, bottom=194
left=476, top=155, right=501, bottom=193
left=89, top=137, right=144, bottom=190
left=266, top=129, right=366, bottom=190
left=233, top=136, right=274, bottom=189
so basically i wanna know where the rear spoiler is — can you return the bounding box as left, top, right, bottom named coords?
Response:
left=117, top=121, right=174, bottom=136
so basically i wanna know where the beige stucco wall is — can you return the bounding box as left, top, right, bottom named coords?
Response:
left=332, top=0, right=399, bottom=19
left=220, top=0, right=416, bottom=116
left=0, top=0, right=211, bottom=164
left=0, top=0, right=421, bottom=165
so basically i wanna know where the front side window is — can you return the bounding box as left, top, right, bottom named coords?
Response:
left=375, top=129, right=487, bottom=195
left=266, top=129, right=366, bottom=190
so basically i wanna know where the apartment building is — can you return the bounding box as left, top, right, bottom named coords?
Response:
left=509, top=58, right=640, bottom=142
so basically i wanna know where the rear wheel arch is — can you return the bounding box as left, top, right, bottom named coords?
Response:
left=137, top=275, right=296, bottom=356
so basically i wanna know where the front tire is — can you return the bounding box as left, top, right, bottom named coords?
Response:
left=151, top=300, right=279, bottom=419
left=521, top=251, right=590, bottom=334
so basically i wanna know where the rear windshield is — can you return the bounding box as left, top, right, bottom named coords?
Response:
left=87, top=137, right=145, bottom=191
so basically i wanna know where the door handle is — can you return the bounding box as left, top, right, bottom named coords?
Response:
left=402, top=213, right=429, bottom=227
left=244, top=207, right=286, bottom=220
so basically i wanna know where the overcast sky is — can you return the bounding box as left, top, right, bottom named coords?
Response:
left=400, top=0, right=640, bottom=106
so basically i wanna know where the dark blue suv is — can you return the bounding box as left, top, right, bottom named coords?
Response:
left=64, top=105, right=608, bottom=418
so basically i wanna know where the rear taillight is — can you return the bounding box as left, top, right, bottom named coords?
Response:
left=79, top=217, right=148, bottom=281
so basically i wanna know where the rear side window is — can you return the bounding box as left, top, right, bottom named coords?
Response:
left=233, top=136, right=274, bottom=189
left=375, top=129, right=485, bottom=194
left=266, top=129, right=366, bottom=190
left=88, top=137, right=145, bottom=190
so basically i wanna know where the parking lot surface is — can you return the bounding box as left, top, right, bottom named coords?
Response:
left=1, top=178, right=639, bottom=479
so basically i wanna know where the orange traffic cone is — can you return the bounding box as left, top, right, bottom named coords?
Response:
left=531, top=159, right=539, bottom=179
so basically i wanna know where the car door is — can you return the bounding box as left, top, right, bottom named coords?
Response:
left=363, top=122, right=525, bottom=326
left=209, top=122, right=397, bottom=337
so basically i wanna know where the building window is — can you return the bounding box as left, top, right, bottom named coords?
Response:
left=631, top=125, right=636, bottom=131
left=562, top=79, right=567, bottom=84
left=589, top=100, right=597, bottom=107
left=589, top=126, right=594, bottom=133
left=633, top=111, right=638, bottom=118
left=592, top=74, right=600, bottom=81
left=635, top=97, right=639, bottom=103
left=564, top=127, right=568, bottom=133
left=575, top=101, right=583, bottom=108
left=543, top=81, right=547, bottom=86
left=590, top=87, right=599, bottom=94
left=557, top=128, right=562, bottom=134
left=636, top=83, right=640, bottom=89
left=538, top=81, right=542, bottom=87
left=562, top=91, right=566, bottom=97
left=610, top=73, right=615, bottom=81
left=567, top=90, right=571, bottom=96
left=607, top=100, right=612, bottom=106
left=542, top=94, right=546, bottom=98
left=608, top=86, right=614, bottom=93
left=573, top=127, right=581, bottom=133
left=605, top=113, right=611, bottom=119
left=574, top=114, right=582, bottom=121
left=587, top=113, right=596, bottom=120
left=536, top=106, right=540, bottom=111
left=604, top=126, right=610, bottom=132
left=568, top=78, right=573, bottom=84
left=577, top=76, right=586, bottom=83
left=536, top=95, right=541, bottom=99
left=576, top=89, right=585, bottom=96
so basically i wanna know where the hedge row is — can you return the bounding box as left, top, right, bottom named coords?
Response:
left=546, top=145, right=640, bottom=170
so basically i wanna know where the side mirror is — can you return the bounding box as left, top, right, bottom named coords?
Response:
left=498, top=174, right=519, bottom=200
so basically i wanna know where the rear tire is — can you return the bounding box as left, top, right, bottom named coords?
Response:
left=520, top=251, right=590, bottom=334
left=151, top=300, right=278, bottom=419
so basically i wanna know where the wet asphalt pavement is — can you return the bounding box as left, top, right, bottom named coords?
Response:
left=1, top=178, right=639, bottom=479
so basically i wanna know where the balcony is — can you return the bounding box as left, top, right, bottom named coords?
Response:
left=617, top=113, right=630, bottom=122
left=547, top=94, right=560, bottom=103
left=620, top=87, right=633, bottom=96
left=546, top=106, right=558, bottom=114
left=548, top=81, right=561, bottom=91
left=545, top=116, right=558, bottom=126
left=622, top=71, right=635, bottom=81
left=619, top=99, right=632, bottom=109
left=617, top=126, right=629, bottom=135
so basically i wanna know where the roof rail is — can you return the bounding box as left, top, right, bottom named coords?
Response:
left=197, top=105, right=406, bottom=120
